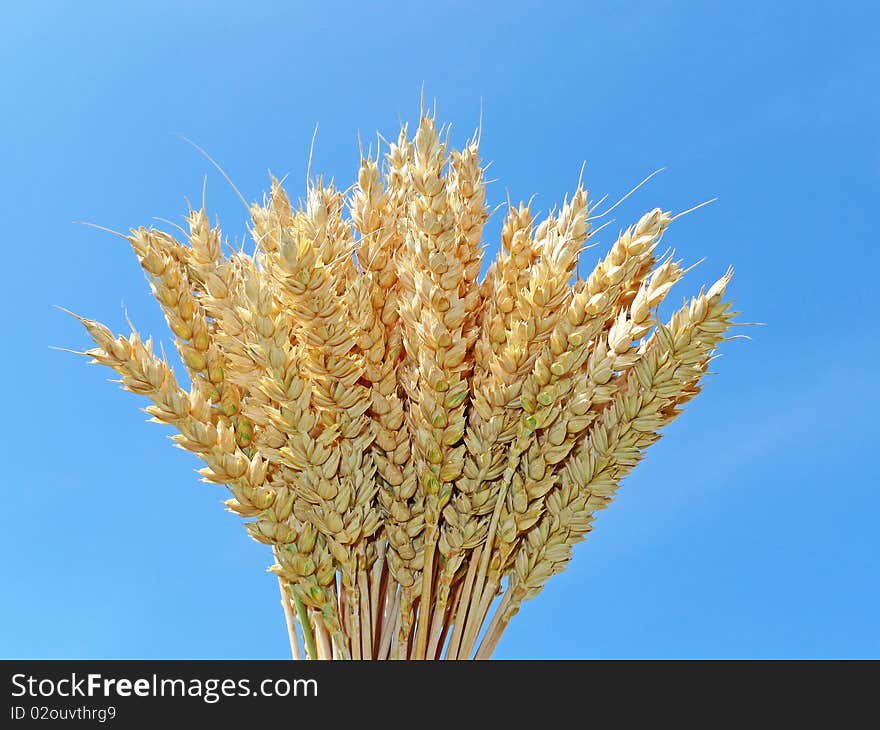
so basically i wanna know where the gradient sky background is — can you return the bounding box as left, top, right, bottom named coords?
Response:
left=1, top=1, right=877, bottom=659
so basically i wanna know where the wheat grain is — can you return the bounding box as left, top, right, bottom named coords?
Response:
left=474, top=271, right=735, bottom=658
left=67, top=108, right=739, bottom=659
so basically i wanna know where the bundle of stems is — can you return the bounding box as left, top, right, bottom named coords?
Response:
left=68, top=111, right=737, bottom=659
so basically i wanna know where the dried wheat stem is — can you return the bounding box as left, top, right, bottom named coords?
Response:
left=435, top=578, right=463, bottom=659
left=426, top=575, right=450, bottom=658
left=378, top=588, right=400, bottom=660
left=291, top=584, right=317, bottom=661
left=459, top=578, right=497, bottom=658
left=277, top=576, right=302, bottom=660
left=347, top=576, right=361, bottom=660
left=397, top=589, right=414, bottom=659
left=375, top=571, right=392, bottom=656
left=313, top=611, right=332, bottom=660
left=369, top=540, right=387, bottom=648
left=474, top=588, right=516, bottom=660
left=357, top=550, right=373, bottom=659
left=388, top=594, right=404, bottom=660
left=445, top=544, right=481, bottom=659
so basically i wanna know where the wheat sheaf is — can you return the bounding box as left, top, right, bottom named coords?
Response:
left=67, top=110, right=738, bottom=659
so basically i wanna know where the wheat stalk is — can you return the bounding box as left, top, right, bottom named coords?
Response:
left=65, top=108, right=739, bottom=659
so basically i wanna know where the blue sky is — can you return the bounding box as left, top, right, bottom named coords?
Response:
left=1, top=1, right=876, bottom=659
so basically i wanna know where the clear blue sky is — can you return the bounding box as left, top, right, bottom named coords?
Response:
left=1, top=1, right=876, bottom=659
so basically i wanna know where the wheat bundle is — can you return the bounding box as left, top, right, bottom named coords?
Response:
left=67, top=111, right=737, bottom=659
